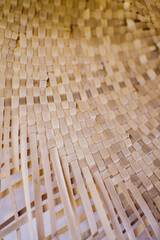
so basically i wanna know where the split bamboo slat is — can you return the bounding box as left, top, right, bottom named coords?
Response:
left=0, top=0, right=160, bottom=239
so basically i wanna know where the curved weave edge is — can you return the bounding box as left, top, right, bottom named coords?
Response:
left=0, top=0, right=160, bottom=239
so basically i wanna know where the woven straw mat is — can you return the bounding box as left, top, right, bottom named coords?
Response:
left=0, top=0, right=160, bottom=240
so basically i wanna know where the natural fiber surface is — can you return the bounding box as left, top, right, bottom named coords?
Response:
left=0, top=0, right=160, bottom=239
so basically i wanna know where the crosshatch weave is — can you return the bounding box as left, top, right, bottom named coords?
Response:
left=0, top=0, right=160, bottom=239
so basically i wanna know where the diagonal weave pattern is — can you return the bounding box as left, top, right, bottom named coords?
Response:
left=0, top=0, right=160, bottom=239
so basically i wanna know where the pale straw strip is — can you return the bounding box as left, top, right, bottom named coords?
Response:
left=50, top=147, right=80, bottom=240
left=125, top=180, right=160, bottom=239
left=4, top=107, right=21, bottom=239
left=20, top=122, right=35, bottom=240
left=12, top=114, right=19, bottom=171
left=82, top=166, right=115, bottom=240
left=93, top=170, right=125, bottom=240
left=0, top=215, right=27, bottom=238
left=0, top=98, right=4, bottom=194
left=119, top=181, right=151, bottom=239
left=61, top=155, right=80, bottom=232
left=105, top=178, right=136, bottom=240
left=39, top=135, right=57, bottom=239
left=29, top=133, right=45, bottom=240
left=71, top=160, right=98, bottom=236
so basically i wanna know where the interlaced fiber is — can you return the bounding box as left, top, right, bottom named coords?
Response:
left=0, top=0, right=160, bottom=239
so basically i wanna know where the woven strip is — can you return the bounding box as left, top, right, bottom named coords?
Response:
left=0, top=0, right=160, bottom=239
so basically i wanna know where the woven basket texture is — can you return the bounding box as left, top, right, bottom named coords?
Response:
left=0, top=0, right=160, bottom=239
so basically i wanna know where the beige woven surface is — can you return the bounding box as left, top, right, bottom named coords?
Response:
left=0, top=0, right=160, bottom=239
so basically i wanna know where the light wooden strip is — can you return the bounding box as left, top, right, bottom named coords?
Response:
left=105, top=178, right=136, bottom=240
left=29, top=133, right=45, bottom=240
left=125, top=181, right=160, bottom=239
left=12, top=114, right=19, bottom=171
left=0, top=215, right=28, bottom=238
left=39, top=136, right=57, bottom=237
left=71, top=160, right=98, bottom=236
left=119, top=181, right=151, bottom=238
left=93, top=170, right=125, bottom=240
left=50, top=147, right=80, bottom=240
left=154, top=196, right=160, bottom=213
left=0, top=188, right=97, bottom=237
left=20, top=123, right=35, bottom=240
left=0, top=172, right=5, bottom=180
left=4, top=107, right=21, bottom=239
left=61, top=155, right=80, bottom=230
left=82, top=167, right=115, bottom=240
left=0, top=98, right=4, bottom=194
left=0, top=195, right=95, bottom=239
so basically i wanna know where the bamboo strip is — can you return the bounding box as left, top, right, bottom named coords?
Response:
left=50, top=147, right=80, bottom=240
left=93, top=170, right=125, bottom=240
left=125, top=181, right=160, bottom=239
left=39, top=136, right=57, bottom=239
left=29, top=133, right=45, bottom=240
left=105, top=178, right=136, bottom=240
left=82, top=166, right=115, bottom=240
left=4, top=107, right=21, bottom=239
left=0, top=98, right=4, bottom=194
left=71, top=160, right=98, bottom=236
left=20, top=123, right=35, bottom=240
left=118, top=181, right=151, bottom=238
left=0, top=215, right=28, bottom=239
left=12, top=114, right=19, bottom=171
left=60, top=156, right=80, bottom=231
